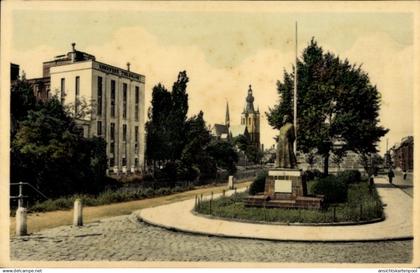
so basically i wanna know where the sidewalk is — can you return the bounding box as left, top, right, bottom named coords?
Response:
left=9, top=181, right=251, bottom=234
left=136, top=177, right=413, bottom=242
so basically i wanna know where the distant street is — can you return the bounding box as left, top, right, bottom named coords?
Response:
left=392, top=170, right=413, bottom=197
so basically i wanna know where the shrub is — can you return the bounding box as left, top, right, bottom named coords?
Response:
left=156, top=187, right=171, bottom=196
left=311, top=175, right=348, bottom=203
left=337, top=170, right=362, bottom=185
left=304, top=170, right=314, bottom=181
left=312, top=169, right=323, bottom=178
left=249, top=170, right=268, bottom=195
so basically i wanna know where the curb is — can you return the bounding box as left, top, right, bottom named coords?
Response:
left=134, top=211, right=413, bottom=243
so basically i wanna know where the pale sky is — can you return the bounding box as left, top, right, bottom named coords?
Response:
left=7, top=3, right=414, bottom=155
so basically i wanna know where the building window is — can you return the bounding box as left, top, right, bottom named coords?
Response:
left=135, top=126, right=139, bottom=143
left=109, top=158, right=115, bottom=167
left=75, top=76, right=80, bottom=114
left=122, top=157, right=127, bottom=167
left=110, top=122, right=115, bottom=141
left=111, top=80, right=116, bottom=118
left=97, top=121, right=102, bottom=136
left=135, top=86, right=139, bottom=121
left=60, top=78, right=65, bottom=103
left=123, top=83, right=127, bottom=119
left=134, top=158, right=139, bottom=167
left=123, top=124, right=127, bottom=142
left=110, top=143, right=115, bottom=154
left=97, top=76, right=102, bottom=116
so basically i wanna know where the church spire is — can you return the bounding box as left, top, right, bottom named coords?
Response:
left=225, top=101, right=230, bottom=128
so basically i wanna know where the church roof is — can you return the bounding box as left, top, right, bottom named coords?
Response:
left=212, top=124, right=229, bottom=137
left=230, top=125, right=248, bottom=138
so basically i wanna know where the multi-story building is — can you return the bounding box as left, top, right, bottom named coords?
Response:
left=28, top=43, right=146, bottom=174
left=391, top=136, right=414, bottom=171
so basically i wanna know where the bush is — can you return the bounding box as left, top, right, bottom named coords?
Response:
left=312, top=169, right=323, bottom=178
left=311, top=175, right=348, bottom=203
left=249, top=170, right=268, bottom=195
left=337, top=170, right=362, bottom=185
left=304, top=170, right=314, bottom=181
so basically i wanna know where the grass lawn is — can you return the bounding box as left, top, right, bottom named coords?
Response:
left=195, top=181, right=384, bottom=224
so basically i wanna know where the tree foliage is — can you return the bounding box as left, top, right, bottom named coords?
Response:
left=233, top=134, right=263, bottom=164
left=145, top=71, right=236, bottom=183
left=207, top=139, right=238, bottom=174
left=267, top=38, right=388, bottom=174
left=11, top=79, right=108, bottom=198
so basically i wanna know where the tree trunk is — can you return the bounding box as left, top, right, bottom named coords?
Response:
left=323, top=153, right=329, bottom=176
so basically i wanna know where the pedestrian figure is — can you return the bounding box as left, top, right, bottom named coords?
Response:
left=369, top=175, right=374, bottom=194
left=387, top=168, right=394, bottom=184
left=403, top=169, right=407, bottom=180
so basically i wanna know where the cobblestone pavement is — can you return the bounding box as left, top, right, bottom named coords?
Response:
left=11, top=214, right=412, bottom=263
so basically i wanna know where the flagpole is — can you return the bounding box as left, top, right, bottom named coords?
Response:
left=293, top=21, right=298, bottom=155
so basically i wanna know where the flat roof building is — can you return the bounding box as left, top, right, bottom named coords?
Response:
left=31, top=43, right=146, bottom=175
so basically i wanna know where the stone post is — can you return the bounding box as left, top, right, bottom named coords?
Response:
left=16, top=207, right=27, bottom=236
left=228, top=175, right=235, bottom=189
left=73, top=199, right=83, bottom=226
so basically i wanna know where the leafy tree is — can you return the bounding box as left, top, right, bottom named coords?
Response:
left=233, top=134, right=263, bottom=164
left=11, top=81, right=108, bottom=198
left=359, top=153, right=384, bottom=175
left=332, top=149, right=346, bottom=171
left=267, top=38, right=388, bottom=175
left=181, top=111, right=216, bottom=180
left=11, top=77, right=38, bottom=138
left=145, top=83, right=172, bottom=168
left=145, top=71, right=223, bottom=184
left=305, top=150, right=317, bottom=170
left=207, top=139, right=238, bottom=174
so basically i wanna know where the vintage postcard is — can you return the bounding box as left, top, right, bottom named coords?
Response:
left=1, top=0, right=419, bottom=268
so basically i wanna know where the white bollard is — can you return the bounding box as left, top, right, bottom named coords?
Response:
left=16, top=207, right=27, bottom=236
left=228, top=175, right=235, bottom=190
left=73, top=199, right=83, bottom=226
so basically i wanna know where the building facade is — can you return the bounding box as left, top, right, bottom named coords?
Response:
left=31, top=43, right=146, bottom=174
left=391, top=136, right=414, bottom=171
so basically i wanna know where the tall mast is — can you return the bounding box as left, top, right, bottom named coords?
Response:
left=293, top=21, right=298, bottom=155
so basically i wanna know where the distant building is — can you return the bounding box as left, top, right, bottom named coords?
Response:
left=10, top=63, right=19, bottom=82
left=241, top=85, right=260, bottom=149
left=11, top=63, right=51, bottom=103
left=211, top=85, right=260, bottom=150
left=25, top=43, right=146, bottom=174
left=391, top=136, right=413, bottom=171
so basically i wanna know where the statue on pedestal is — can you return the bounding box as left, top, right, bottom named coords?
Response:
left=275, top=115, right=297, bottom=169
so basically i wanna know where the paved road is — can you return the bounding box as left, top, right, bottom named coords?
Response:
left=10, top=214, right=412, bottom=263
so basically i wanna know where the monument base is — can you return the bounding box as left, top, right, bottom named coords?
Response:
left=245, top=168, right=324, bottom=209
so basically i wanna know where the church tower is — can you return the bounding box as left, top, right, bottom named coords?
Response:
left=241, top=85, right=260, bottom=150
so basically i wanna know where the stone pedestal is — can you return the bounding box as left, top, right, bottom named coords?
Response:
left=246, top=168, right=323, bottom=209
left=265, top=168, right=306, bottom=199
